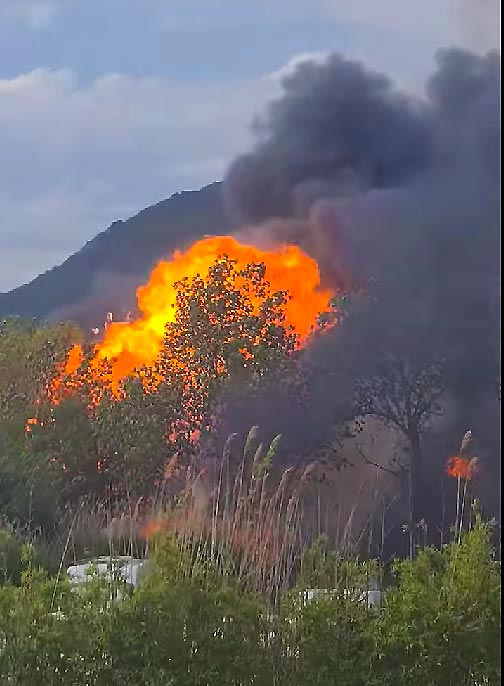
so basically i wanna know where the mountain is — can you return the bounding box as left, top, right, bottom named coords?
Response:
left=0, top=182, right=230, bottom=327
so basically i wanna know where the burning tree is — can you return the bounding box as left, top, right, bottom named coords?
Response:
left=21, top=251, right=322, bottom=508
left=355, top=354, right=444, bottom=555
left=89, top=255, right=305, bottom=497
left=143, top=255, right=302, bottom=464
left=56, top=235, right=333, bottom=394
left=6, top=231, right=339, bottom=527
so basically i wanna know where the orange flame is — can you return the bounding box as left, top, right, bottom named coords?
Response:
left=140, top=518, right=168, bottom=540
left=446, top=456, right=479, bottom=481
left=25, top=417, right=38, bottom=433
left=56, top=236, right=335, bottom=394
left=48, top=343, right=84, bottom=403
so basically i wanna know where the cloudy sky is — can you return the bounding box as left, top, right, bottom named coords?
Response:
left=0, top=0, right=499, bottom=292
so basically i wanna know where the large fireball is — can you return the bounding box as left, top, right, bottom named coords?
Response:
left=58, top=235, right=335, bottom=391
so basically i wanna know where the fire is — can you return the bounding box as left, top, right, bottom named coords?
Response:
left=25, top=417, right=38, bottom=433
left=140, top=518, right=168, bottom=540
left=57, top=236, right=335, bottom=393
left=446, top=456, right=479, bottom=481
left=49, top=344, right=84, bottom=401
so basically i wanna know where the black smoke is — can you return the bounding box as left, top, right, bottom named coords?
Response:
left=226, top=53, right=430, bottom=224
left=223, top=48, right=501, bottom=527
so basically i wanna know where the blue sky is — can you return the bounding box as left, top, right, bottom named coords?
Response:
left=0, top=0, right=499, bottom=291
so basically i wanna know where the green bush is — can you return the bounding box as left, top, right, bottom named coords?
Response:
left=0, top=522, right=24, bottom=584
left=374, top=517, right=501, bottom=686
left=0, top=520, right=500, bottom=685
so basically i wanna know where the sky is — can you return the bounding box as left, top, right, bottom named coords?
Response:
left=0, top=0, right=499, bottom=292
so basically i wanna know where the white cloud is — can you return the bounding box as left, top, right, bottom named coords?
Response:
left=0, top=0, right=59, bottom=30
left=267, top=51, right=331, bottom=82
left=0, top=66, right=281, bottom=291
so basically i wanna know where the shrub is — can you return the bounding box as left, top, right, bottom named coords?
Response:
left=374, top=516, right=501, bottom=685
left=0, top=519, right=499, bottom=685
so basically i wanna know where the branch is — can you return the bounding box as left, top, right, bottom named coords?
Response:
left=353, top=440, right=402, bottom=478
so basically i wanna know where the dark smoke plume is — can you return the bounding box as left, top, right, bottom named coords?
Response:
left=224, top=48, right=501, bottom=523
left=226, top=53, right=431, bottom=224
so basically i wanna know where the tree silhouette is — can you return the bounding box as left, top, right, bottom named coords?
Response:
left=355, top=354, right=444, bottom=555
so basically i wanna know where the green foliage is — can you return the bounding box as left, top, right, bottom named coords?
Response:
left=282, top=551, right=377, bottom=686
left=0, top=520, right=499, bottom=685
left=0, top=318, right=80, bottom=529
left=0, top=317, right=79, bottom=419
left=0, top=568, right=117, bottom=685
left=374, top=516, right=501, bottom=686
left=0, top=521, right=23, bottom=584
left=297, top=534, right=340, bottom=589
left=111, top=560, right=273, bottom=685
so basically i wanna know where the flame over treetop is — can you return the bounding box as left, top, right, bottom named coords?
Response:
left=58, top=235, right=335, bottom=392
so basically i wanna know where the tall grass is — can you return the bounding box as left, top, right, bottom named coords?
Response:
left=36, top=428, right=478, bottom=599
left=45, top=427, right=381, bottom=600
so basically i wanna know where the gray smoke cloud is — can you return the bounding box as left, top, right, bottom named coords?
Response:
left=225, top=48, right=500, bottom=355
left=225, top=53, right=431, bottom=225
left=224, top=47, right=501, bottom=522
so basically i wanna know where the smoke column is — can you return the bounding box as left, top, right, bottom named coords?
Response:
left=224, top=47, right=500, bottom=520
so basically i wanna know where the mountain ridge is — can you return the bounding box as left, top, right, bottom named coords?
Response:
left=0, top=181, right=230, bottom=326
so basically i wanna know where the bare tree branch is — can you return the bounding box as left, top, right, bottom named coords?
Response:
left=353, top=439, right=402, bottom=478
